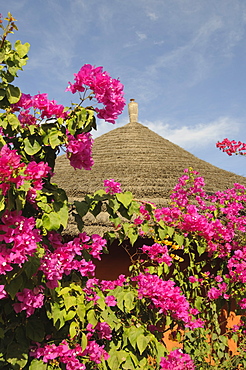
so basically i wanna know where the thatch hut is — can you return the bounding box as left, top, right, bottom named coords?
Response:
left=53, top=100, right=246, bottom=236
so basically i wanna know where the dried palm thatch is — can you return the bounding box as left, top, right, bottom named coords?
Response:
left=54, top=120, right=246, bottom=202
left=53, top=114, right=246, bottom=235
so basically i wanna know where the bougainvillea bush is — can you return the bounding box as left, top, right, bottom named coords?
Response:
left=1, top=13, right=246, bottom=370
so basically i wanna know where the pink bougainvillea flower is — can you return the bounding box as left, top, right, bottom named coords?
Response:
left=66, top=132, right=94, bottom=170
left=160, top=349, right=195, bottom=370
left=0, top=285, right=7, bottom=299
left=104, top=179, right=122, bottom=194
left=133, top=273, right=203, bottom=329
left=105, top=295, right=117, bottom=306
left=13, top=286, right=44, bottom=317
left=66, top=64, right=125, bottom=124
left=216, top=138, right=246, bottom=156
left=142, top=243, right=172, bottom=265
left=12, top=92, right=67, bottom=121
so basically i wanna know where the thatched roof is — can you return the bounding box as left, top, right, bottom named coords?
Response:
left=54, top=123, right=246, bottom=203
left=53, top=101, right=246, bottom=235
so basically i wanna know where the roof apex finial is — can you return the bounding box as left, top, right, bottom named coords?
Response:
left=128, top=99, right=138, bottom=123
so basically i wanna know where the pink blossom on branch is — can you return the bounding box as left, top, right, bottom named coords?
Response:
left=66, top=132, right=94, bottom=170
left=11, top=92, right=68, bottom=122
left=13, top=286, right=44, bottom=317
left=160, top=349, right=195, bottom=370
left=216, top=138, right=246, bottom=156
left=39, top=232, right=107, bottom=288
left=104, top=179, right=122, bottom=194
left=0, top=211, right=41, bottom=274
left=133, top=273, right=204, bottom=329
left=66, top=64, right=126, bottom=124
left=142, top=243, right=172, bottom=265
left=31, top=339, right=109, bottom=368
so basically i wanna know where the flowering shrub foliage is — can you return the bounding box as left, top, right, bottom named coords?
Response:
left=1, top=14, right=246, bottom=370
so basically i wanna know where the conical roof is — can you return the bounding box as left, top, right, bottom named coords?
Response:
left=53, top=103, right=246, bottom=205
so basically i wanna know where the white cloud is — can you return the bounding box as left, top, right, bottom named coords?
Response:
left=146, top=11, right=158, bottom=21
left=143, top=117, right=241, bottom=149
left=136, top=31, right=147, bottom=41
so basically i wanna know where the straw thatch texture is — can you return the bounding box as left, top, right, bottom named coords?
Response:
left=53, top=121, right=246, bottom=236
left=54, top=121, right=246, bottom=202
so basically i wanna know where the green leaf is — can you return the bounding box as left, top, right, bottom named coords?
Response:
left=128, top=200, right=140, bottom=215
left=173, top=233, right=184, bottom=247
left=90, top=201, right=102, bottom=218
left=108, top=198, right=120, bottom=213
left=7, top=113, right=20, bottom=130
left=64, top=310, right=76, bottom=321
left=128, top=227, right=138, bottom=246
left=24, top=136, right=41, bottom=155
left=6, top=342, right=28, bottom=368
left=42, top=212, right=61, bottom=230
left=94, top=189, right=106, bottom=197
left=26, top=319, right=45, bottom=342
left=0, top=195, right=5, bottom=212
left=137, top=334, right=150, bottom=355
left=6, top=84, right=21, bottom=104
left=194, top=296, right=203, bottom=311
left=54, top=202, right=68, bottom=228
left=116, top=191, right=133, bottom=208
left=167, top=226, right=174, bottom=238
left=108, top=349, right=128, bottom=370
left=75, top=200, right=89, bottom=218
left=124, top=291, right=135, bottom=311
left=15, top=40, right=30, bottom=58
left=49, top=301, right=66, bottom=329
left=128, top=326, right=144, bottom=349
left=197, top=242, right=207, bottom=256
left=29, top=359, right=47, bottom=370
left=48, top=128, right=62, bottom=149
left=64, top=295, right=77, bottom=311
left=122, top=355, right=135, bottom=369
left=69, top=321, right=78, bottom=339
left=87, top=309, right=97, bottom=326
left=81, top=333, right=88, bottom=351
left=24, top=256, right=40, bottom=279
left=0, top=89, right=5, bottom=101
left=5, top=275, right=23, bottom=299
left=158, top=227, right=167, bottom=240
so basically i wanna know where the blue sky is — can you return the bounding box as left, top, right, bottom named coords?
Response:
left=2, top=0, right=246, bottom=176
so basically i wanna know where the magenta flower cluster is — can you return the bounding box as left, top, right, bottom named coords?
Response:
left=12, top=92, right=67, bottom=123
left=104, top=178, right=122, bottom=194
left=160, top=349, right=195, bottom=370
left=216, top=138, right=246, bottom=156
left=31, top=341, right=86, bottom=370
left=0, top=144, right=51, bottom=197
left=39, top=232, right=107, bottom=288
left=32, top=337, right=109, bottom=368
left=66, top=64, right=125, bottom=124
left=142, top=243, right=172, bottom=265
left=0, top=211, right=41, bottom=275
left=153, top=170, right=246, bottom=259
left=66, top=132, right=94, bottom=170
left=133, top=273, right=203, bottom=329
left=13, top=286, right=44, bottom=317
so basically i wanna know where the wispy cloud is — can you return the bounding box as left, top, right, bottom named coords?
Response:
left=146, top=11, right=158, bottom=21
left=143, top=117, right=241, bottom=149
left=136, top=31, right=147, bottom=41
